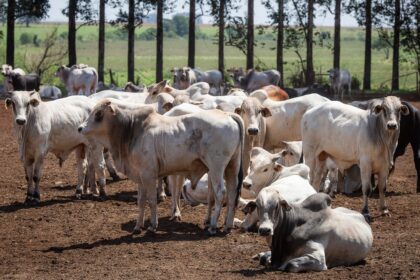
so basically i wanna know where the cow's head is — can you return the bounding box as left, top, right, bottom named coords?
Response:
left=235, top=97, right=271, bottom=136
left=54, top=65, right=67, bottom=77
left=328, top=68, right=339, bottom=81
left=372, top=96, right=409, bottom=132
left=228, top=68, right=245, bottom=88
left=243, top=147, right=288, bottom=194
left=78, top=99, right=116, bottom=143
left=146, top=80, right=171, bottom=103
left=5, top=91, right=41, bottom=126
left=1, top=64, right=12, bottom=76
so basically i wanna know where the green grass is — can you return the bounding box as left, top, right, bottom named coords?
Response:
left=0, top=23, right=418, bottom=91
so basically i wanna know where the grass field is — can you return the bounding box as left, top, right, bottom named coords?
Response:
left=0, top=23, right=418, bottom=91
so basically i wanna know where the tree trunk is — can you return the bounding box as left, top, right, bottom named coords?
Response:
left=247, top=0, right=254, bottom=70
left=6, top=0, right=15, bottom=66
left=127, top=0, right=135, bottom=83
left=218, top=0, right=225, bottom=80
left=392, top=0, right=400, bottom=91
left=306, top=0, right=314, bottom=85
left=363, top=0, right=372, bottom=90
left=98, top=0, right=105, bottom=83
left=333, top=0, right=341, bottom=69
left=68, top=0, right=77, bottom=66
left=276, top=0, right=284, bottom=87
left=188, top=0, right=195, bottom=68
left=156, top=0, right=163, bottom=82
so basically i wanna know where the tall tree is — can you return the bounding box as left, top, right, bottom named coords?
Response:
left=98, top=0, right=105, bottom=82
left=188, top=0, right=195, bottom=68
left=68, top=0, right=77, bottom=66
left=218, top=0, right=225, bottom=78
left=391, top=0, right=400, bottom=90
left=127, top=0, right=135, bottom=82
left=156, top=0, right=163, bottom=82
left=363, top=0, right=372, bottom=90
left=400, top=0, right=420, bottom=76
left=333, top=0, right=341, bottom=69
left=6, top=0, right=15, bottom=66
left=246, top=0, right=254, bottom=70
left=306, top=0, right=314, bottom=85
left=276, top=0, right=285, bottom=87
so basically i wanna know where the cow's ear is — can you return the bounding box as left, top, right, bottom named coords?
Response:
left=279, top=199, right=291, bottom=211
left=273, top=162, right=283, bottom=172
left=261, top=107, right=272, bottom=117
left=373, top=104, right=382, bottom=115
left=242, top=201, right=257, bottom=215
left=29, top=90, right=37, bottom=96
left=234, top=107, right=242, bottom=115
left=5, top=98, right=12, bottom=109
left=162, top=102, right=173, bottom=112
left=400, top=105, right=409, bottom=116
left=30, top=97, right=40, bottom=107
left=103, top=100, right=116, bottom=115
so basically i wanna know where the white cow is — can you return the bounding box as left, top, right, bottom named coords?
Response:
left=55, top=64, right=98, bottom=96
left=328, top=68, right=351, bottom=100
left=39, top=85, right=62, bottom=99
left=235, top=94, right=328, bottom=175
left=146, top=80, right=210, bottom=104
left=79, top=100, right=244, bottom=235
left=301, top=96, right=408, bottom=220
left=5, top=91, right=107, bottom=202
left=254, top=193, right=373, bottom=272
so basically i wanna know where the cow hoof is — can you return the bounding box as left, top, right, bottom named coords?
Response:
left=146, top=226, right=157, bottom=233
left=380, top=208, right=390, bottom=216
left=99, top=190, right=107, bottom=199
left=157, top=194, right=166, bottom=203
left=24, top=195, right=33, bottom=205
left=32, top=193, right=41, bottom=204
left=111, top=173, right=121, bottom=182
left=223, top=227, right=232, bottom=234
left=132, top=228, right=141, bottom=235
left=206, top=227, right=217, bottom=236
left=75, top=189, right=82, bottom=199
left=170, top=215, right=182, bottom=222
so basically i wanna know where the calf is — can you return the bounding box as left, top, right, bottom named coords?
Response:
left=302, top=97, right=408, bottom=220
left=79, top=100, right=244, bottom=235
left=55, top=64, right=98, bottom=96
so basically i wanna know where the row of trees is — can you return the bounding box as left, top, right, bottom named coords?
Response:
left=1, top=0, right=419, bottom=91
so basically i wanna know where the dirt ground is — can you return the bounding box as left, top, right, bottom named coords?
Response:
left=0, top=98, right=419, bottom=280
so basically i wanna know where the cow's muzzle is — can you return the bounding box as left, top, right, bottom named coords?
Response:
left=258, top=227, right=272, bottom=236
left=15, top=118, right=26, bottom=125
left=243, top=181, right=252, bottom=189
left=387, top=122, right=397, bottom=130
left=248, top=128, right=259, bottom=135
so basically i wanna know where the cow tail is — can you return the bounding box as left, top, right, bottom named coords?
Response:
left=229, top=112, right=244, bottom=206
left=92, top=70, right=98, bottom=94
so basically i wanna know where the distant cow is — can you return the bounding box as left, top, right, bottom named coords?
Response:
left=254, top=193, right=373, bottom=272
left=302, top=97, right=408, bottom=221
left=79, top=100, right=244, bottom=235
left=172, top=67, right=222, bottom=95
left=2, top=64, right=26, bottom=92
left=230, top=68, right=280, bottom=92
left=39, top=85, right=62, bottom=99
left=193, top=69, right=223, bottom=95
left=328, top=68, right=351, bottom=100
left=261, top=85, right=289, bottom=101
left=171, top=67, right=197, bottom=90
left=55, top=64, right=98, bottom=96
left=7, top=73, right=40, bottom=92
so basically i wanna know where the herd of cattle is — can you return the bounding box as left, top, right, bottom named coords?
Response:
left=2, top=63, right=419, bottom=273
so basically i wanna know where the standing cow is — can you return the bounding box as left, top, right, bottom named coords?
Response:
left=55, top=64, right=98, bottom=96
left=1, top=64, right=26, bottom=92
left=301, top=97, right=408, bottom=221
left=328, top=68, right=351, bottom=100
left=79, top=100, right=244, bottom=235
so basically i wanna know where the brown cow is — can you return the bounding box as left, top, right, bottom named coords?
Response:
left=262, top=85, right=289, bottom=101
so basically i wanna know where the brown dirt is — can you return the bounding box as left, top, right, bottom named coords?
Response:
left=0, top=99, right=419, bottom=280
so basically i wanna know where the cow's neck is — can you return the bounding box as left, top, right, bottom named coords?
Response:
left=369, top=115, right=399, bottom=169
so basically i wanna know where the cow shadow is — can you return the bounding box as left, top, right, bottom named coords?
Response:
left=44, top=217, right=224, bottom=253
left=342, top=190, right=409, bottom=198
left=231, top=267, right=272, bottom=277
left=104, top=190, right=137, bottom=203
left=0, top=197, right=76, bottom=213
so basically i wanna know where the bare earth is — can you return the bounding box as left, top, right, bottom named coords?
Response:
left=0, top=98, right=419, bottom=280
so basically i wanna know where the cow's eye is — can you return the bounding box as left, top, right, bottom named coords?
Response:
left=263, top=168, right=268, bottom=172
left=94, top=111, right=103, bottom=122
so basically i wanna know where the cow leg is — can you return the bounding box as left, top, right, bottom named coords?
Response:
left=208, top=170, right=226, bottom=235
left=104, top=150, right=120, bottom=181
left=413, top=147, right=420, bottom=192
left=146, top=178, right=159, bottom=232
left=24, top=159, right=35, bottom=204
left=133, top=183, right=147, bottom=234
left=88, top=143, right=107, bottom=197
left=312, top=157, right=325, bottom=192
left=32, top=157, right=44, bottom=203
left=377, top=172, right=389, bottom=215
left=360, top=161, right=373, bottom=222
left=167, top=175, right=183, bottom=221
left=75, top=145, right=88, bottom=198
left=157, top=177, right=166, bottom=202
left=224, top=159, right=241, bottom=233
left=281, top=241, right=327, bottom=272
left=204, top=178, right=215, bottom=228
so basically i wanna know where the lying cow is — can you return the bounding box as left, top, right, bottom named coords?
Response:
left=78, top=100, right=244, bottom=235
left=5, top=91, right=107, bottom=202
left=39, top=85, right=62, bottom=99
left=302, top=97, right=408, bottom=220
left=328, top=68, right=351, bottom=100
left=55, top=64, right=98, bottom=96
left=230, top=68, right=280, bottom=92
left=254, top=193, right=373, bottom=272
left=147, top=80, right=210, bottom=104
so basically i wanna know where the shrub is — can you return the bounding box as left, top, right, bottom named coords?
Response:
left=351, top=76, right=361, bottom=91
left=20, top=33, right=32, bottom=45
left=139, top=28, right=156, bottom=41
